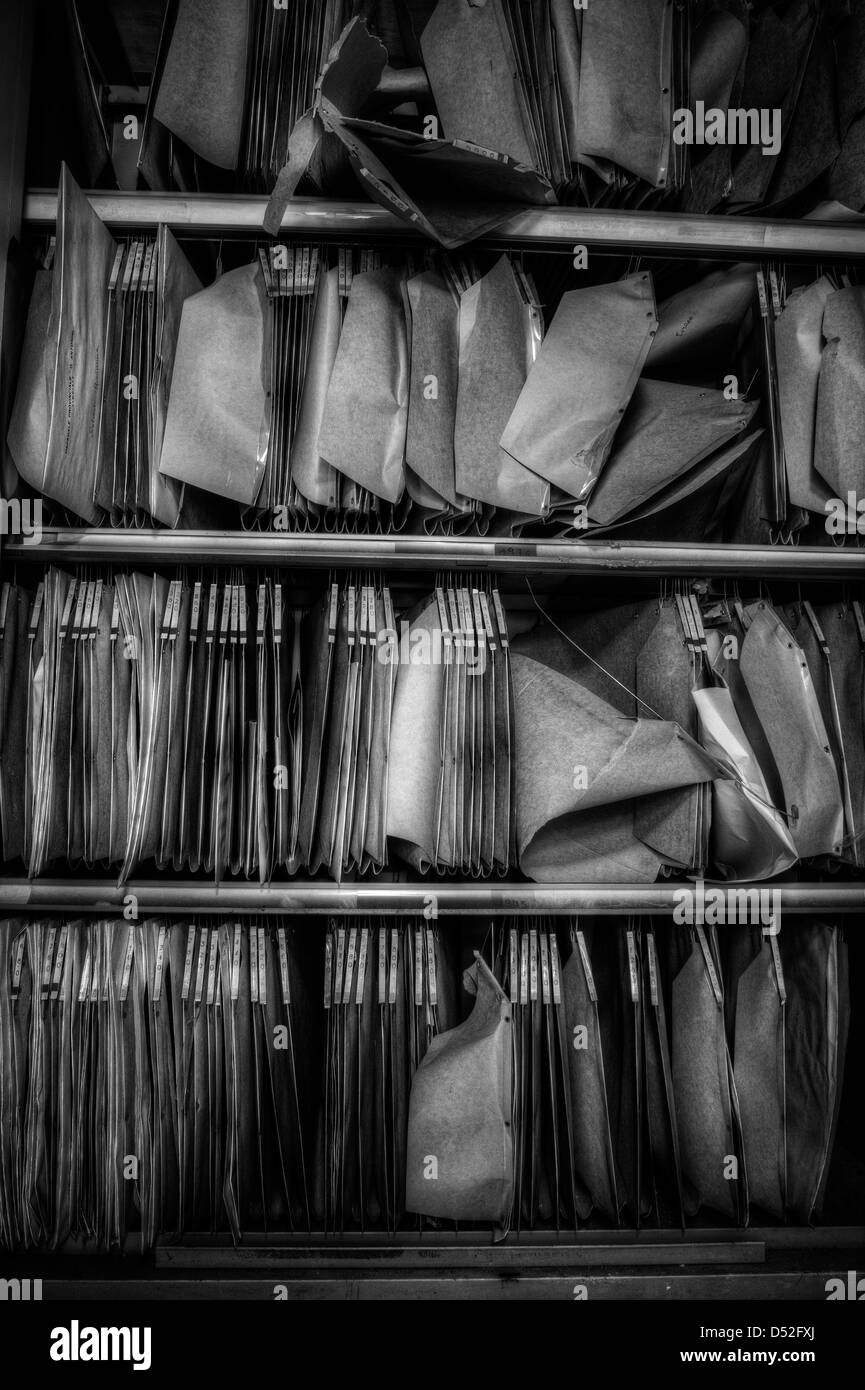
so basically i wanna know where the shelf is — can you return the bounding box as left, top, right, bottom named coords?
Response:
left=15, top=1254, right=861, bottom=1300
left=6, top=530, right=864, bottom=578
left=154, top=1226, right=865, bottom=1256
left=23, top=189, right=865, bottom=260
left=0, top=880, right=860, bottom=914
left=157, top=1241, right=768, bottom=1270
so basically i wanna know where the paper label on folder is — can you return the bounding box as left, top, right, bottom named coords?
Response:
left=119, top=927, right=134, bottom=1003
left=181, top=925, right=196, bottom=1001
left=249, top=925, right=259, bottom=1003
left=549, top=935, right=561, bottom=1004
left=576, top=931, right=597, bottom=1003
left=345, top=927, right=359, bottom=1002
left=356, top=928, right=369, bottom=1005
left=378, top=930, right=387, bottom=1004
left=626, top=930, right=640, bottom=1003
left=647, top=933, right=659, bottom=1006
left=389, top=930, right=399, bottom=1005
left=695, top=926, right=723, bottom=1007
left=207, top=932, right=219, bottom=1005
left=230, top=924, right=242, bottom=1002
left=257, top=926, right=267, bottom=1005
left=42, top=926, right=57, bottom=997
left=153, top=925, right=167, bottom=1003
left=414, top=928, right=423, bottom=1005
left=278, top=927, right=290, bottom=1005
left=54, top=925, right=69, bottom=1000
left=426, top=928, right=437, bottom=1006
left=194, top=928, right=208, bottom=1005
left=334, top=928, right=346, bottom=1006
left=540, top=933, right=550, bottom=1004
left=324, top=932, right=333, bottom=1009
left=78, top=944, right=91, bottom=1003
left=11, top=933, right=26, bottom=999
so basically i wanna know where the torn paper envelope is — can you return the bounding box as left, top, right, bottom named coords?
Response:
left=693, top=682, right=798, bottom=882
left=386, top=600, right=445, bottom=872
left=511, top=653, right=716, bottom=882
left=455, top=257, right=550, bottom=516
left=775, top=277, right=835, bottom=514
left=317, top=267, right=408, bottom=505
left=815, top=285, right=865, bottom=500
left=646, top=263, right=755, bottom=376
left=154, top=0, right=250, bottom=170
left=500, top=273, right=657, bottom=501
left=586, top=379, right=757, bottom=527
left=265, top=16, right=556, bottom=248
left=159, top=263, right=269, bottom=506
left=8, top=165, right=114, bottom=524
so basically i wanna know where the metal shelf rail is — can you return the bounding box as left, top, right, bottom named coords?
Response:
left=0, top=880, right=860, bottom=914
left=22, top=190, right=865, bottom=261
left=6, top=530, right=865, bottom=578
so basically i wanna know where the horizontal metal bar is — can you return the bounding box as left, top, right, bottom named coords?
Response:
left=24, top=1270, right=855, bottom=1299
left=155, top=1225, right=864, bottom=1252
left=23, top=190, right=865, bottom=260
left=6, top=530, right=864, bottom=578
left=0, top=880, right=860, bottom=913
left=155, top=1242, right=766, bottom=1270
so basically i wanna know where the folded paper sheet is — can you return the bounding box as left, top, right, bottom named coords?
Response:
left=153, top=0, right=251, bottom=170
left=8, top=166, right=114, bottom=524
left=159, top=263, right=269, bottom=505
left=562, top=927, right=620, bottom=1221
left=815, top=285, right=865, bottom=500
left=455, top=257, right=549, bottom=516
left=500, top=274, right=657, bottom=500
left=731, top=937, right=786, bottom=1219
left=317, top=267, right=409, bottom=505
left=693, top=683, right=798, bottom=882
left=672, top=929, right=743, bottom=1221
left=775, top=277, right=835, bottom=514
left=290, top=266, right=342, bottom=510
left=405, top=270, right=461, bottom=508
left=739, top=603, right=843, bottom=860
left=587, top=380, right=757, bottom=527
left=511, top=653, right=716, bottom=883
left=406, top=955, right=514, bottom=1226
left=577, top=0, right=674, bottom=187
left=646, top=264, right=754, bottom=375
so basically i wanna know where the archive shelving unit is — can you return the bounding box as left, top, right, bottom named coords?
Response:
left=0, top=0, right=863, bottom=1299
